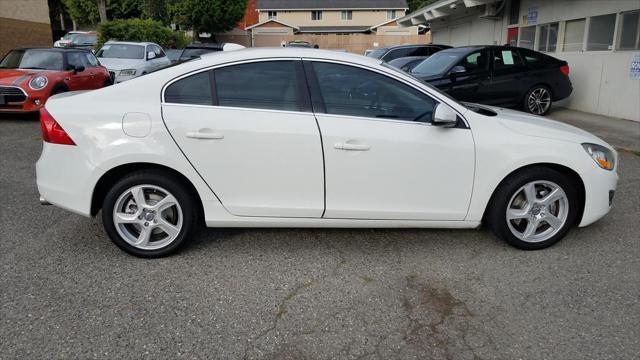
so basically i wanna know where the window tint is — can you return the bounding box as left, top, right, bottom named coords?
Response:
left=165, top=71, right=213, bottom=105
left=385, top=48, right=411, bottom=60
left=407, top=46, right=431, bottom=57
left=312, top=62, right=436, bottom=122
left=492, top=49, right=524, bottom=70
left=456, top=50, right=490, bottom=73
left=214, top=61, right=300, bottom=111
left=67, top=52, right=90, bottom=69
left=519, top=49, right=544, bottom=66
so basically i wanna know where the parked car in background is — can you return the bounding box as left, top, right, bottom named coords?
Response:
left=178, top=43, right=245, bottom=62
left=67, top=33, right=98, bottom=51
left=96, top=41, right=171, bottom=83
left=165, top=49, right=182, bottom=64
left=54, top=31, right=91, bottom=47
left=387, top=56, right=429, bottom=72
left=366, top=44, right=451, bottom=62
left=410, top=46, right=572, bottom=115
left=0, top=48, right=111, bottom=113
left=285, top=40, right=314, bottom=48
left=36, top=48, right=617, bottom=257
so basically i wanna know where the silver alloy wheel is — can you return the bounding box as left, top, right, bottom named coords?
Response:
left=506, top=180, right=569, bottom=243
left=527, top=87, right=551, bottom=115
left=113, top=184, right=183, bottom=250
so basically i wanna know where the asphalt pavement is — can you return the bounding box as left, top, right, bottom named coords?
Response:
left=1, top=112, right=639, bottom=359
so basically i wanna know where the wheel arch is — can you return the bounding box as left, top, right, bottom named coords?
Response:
left=90, top=162, right=205, bottom=221
left=482, top=162, right=585, bottom=225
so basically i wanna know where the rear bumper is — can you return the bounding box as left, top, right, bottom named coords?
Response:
left=578, top=166, right=618, bottom=227
left=553, top=78, right=573, bottom=101
left=36, top=142, right=103, bottom=217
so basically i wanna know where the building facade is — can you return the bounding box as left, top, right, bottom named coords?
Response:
left=399, top=0, right=640, bottom=122
left=0, top=0, right=52, bottom=57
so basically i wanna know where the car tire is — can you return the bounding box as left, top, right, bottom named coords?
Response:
left=101, top=169, right=198, bottom=258
left=486, top=166, right=579, bottom=250
left=523, top=85, right=553, bottom=115
left=103, top=78, right=113, bottom=87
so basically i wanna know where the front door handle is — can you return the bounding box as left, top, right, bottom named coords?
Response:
left=334, top=142, right=370, bottom=151
left=186, top=130, right=224, bottom=140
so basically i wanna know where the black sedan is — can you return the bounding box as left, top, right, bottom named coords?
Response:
left=410, top=46, right=572, bottom=115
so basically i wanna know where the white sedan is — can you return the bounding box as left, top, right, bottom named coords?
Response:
left=95, top=41, right=171, bottom=83
left=36, top=48, right=618, bottom=257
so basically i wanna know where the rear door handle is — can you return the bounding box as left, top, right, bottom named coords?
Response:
left=186, top=130, right=224, bottom=140
left=334, top=142, right=370, bottom=151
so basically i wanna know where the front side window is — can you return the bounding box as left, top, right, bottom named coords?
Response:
left=312, top=62, right=436, bottom=122
left=214, top=61, right=301, bottom=111
left=341, top=10, right=352, bottom=21
left=456, top=50, right=490, bottom=73
left=85, top=53, right=99, bottom=67
left=537, top=22, right=558, bottom=52
left=311, top=11, right=322, bottom=21
left=165, top=71, right=213, bottom=105
left=587, top=13, right=617, bottom=51
left=268, top=11, right=277, bottom=20
left=563, top=18, right=586, bottom=52
left=385, top=48, right=411, bottom=61
left=67, top=52, right=90, bottom=69
left=618, top=10, right=640, bottom=50
left=519, top=26, right=536, bottom=49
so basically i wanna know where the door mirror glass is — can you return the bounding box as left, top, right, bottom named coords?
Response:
left=450, top=65, right=466, bottom=74
left=147, top=51, right=156, bottom=60
left=432, top=103, right=457, bottom=127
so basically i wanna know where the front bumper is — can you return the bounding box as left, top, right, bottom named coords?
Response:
left=578, top=166, right=618, bottom=227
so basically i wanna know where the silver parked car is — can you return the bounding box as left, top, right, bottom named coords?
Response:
left=95, top=41, right=171, bottom=83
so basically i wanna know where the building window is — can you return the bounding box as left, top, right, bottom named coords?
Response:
left=387, top=10, right=396, bottom=19
left=519, top=26, right=535, bottom=49
left=508, top=0, right=520, bottom=25
left=587, top=14, right=617, bottom=51
left=341, top=10, right=353, bottom=21
left=563, top=18, right=586, bottom=52
left=311, top=11, right=322, bottom=21
left=268, top=11, right=277, bottom=20
left=618, top=10, right=640, bottom=50
left=537, top=22, right=558, bottom=52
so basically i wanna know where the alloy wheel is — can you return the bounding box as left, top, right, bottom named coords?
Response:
left=506, top=180, right=569, bottom=243
left=527, top=87, right=551, bottom=115
left=112, top=184, right=183, bottom=250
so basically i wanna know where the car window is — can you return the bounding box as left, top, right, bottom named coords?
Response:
left=455, top=50, right=490, bottom=73
left=0, top=50, right=64, bottom=70
left=67, top=52, right=90, bottom=69
left=214, top=61, right=301, bottom=112
left=385, top=48, right=411, bottom=61
left=493, top=48, right=524, bottom=71
left=96, top=44, right=145, bottom=59
left=518, top=48, right=545, bottom=67
left=407, top=46, right=430, bottom=57
left=151, top=45, right=165, bottom=58
left=366, top=48, right=387, bottom=59
left=312, top=62, right=437, bottom=122
left=84, top=53, right=99, bottom=67
left=164, top=71, right=213, bottom=105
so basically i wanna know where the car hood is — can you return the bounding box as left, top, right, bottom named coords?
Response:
left=471, top=104, right=610, bottom=147
left=0, top=69, right=38, bottom=86
left=97, top=58, right=144, bottom=71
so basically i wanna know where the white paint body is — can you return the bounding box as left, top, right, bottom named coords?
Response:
left=96, top=41, right=171, bottom=83
left=36, top=48, right=618, bottom=230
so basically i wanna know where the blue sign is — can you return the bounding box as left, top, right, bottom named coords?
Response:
left=527, top=7, right=538, bottom=25
left=631, top=53, right=640, bottom=80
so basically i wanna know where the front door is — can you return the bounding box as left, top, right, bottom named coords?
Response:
left=447, top=48, right=491, bottom=103
left=306, top=61, right=475, bottom=220
left=65, top=52, right=92, bottom=90
left=162, top=60, right=324, bottom=218
left=486, top=47, right=527, bottom=106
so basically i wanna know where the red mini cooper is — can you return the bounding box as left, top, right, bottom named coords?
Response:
left=0, top=48, right=112, bottom=113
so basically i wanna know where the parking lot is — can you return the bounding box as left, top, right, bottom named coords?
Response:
left=1, top=114, right=639, bottom=359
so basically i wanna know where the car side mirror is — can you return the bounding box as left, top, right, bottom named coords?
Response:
left=147, top=51, right=156, bottom=60
left=432, top=103, right=458, bottom=127
left=448, top=65, right=466, bottom=81
left=74, top=65, right=85, bottom=74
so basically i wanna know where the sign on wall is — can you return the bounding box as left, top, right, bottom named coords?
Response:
left=527, top=7, right=538, bottom=25
left=631, top=53, right=640, bottom=80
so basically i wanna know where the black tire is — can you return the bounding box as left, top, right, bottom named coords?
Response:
left=103, top=78, right=113, bottom=87
left=522, top=85, right=553, bottom=115
left=101, top=169, right=197, bottom=258
left=486, top=166, right=579, bottom=250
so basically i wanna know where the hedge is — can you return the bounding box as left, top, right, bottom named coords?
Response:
left=97, top=18, right=191, bottom=49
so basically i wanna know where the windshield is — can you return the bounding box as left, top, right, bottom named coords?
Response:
left=96, top=44, right=145, bottom=59
left=179, top=48, right=220, bottom=61
left=411, top=51, right=462, bottom=76
left=366, top=48, right=387, bottom=59
left=72, top=35, right=96, bottom=45
left=0, top=50, right=64, bottom=70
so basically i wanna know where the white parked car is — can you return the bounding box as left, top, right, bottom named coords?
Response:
left=54, top=31, right=90, bottom=47
left=95, top=41, right=171, bottom=83
left=36, top=48, right=618, bottom=257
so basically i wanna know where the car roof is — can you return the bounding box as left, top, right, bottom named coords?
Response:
left=12, top=47, right=93, bottom=53
left=104, top=41, right=156, bottom=46
left=197, top=47, right=380, bottom=64
left=378, top=44, right=450, bottom=51
left=185, top=43, right=225, bottom=50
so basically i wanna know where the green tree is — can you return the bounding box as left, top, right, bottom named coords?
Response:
left=61, top=0, right=98, bottom=27
left=170, top=0, right=246, bottom=39
left=407, top=0, right=439, bottom=12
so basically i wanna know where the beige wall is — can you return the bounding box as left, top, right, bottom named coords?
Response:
left=0, top=0, right=50, bottom=24
left=258, top=9, right=406, bottom=27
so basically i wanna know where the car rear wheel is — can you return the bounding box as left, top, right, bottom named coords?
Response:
left=523, top=85, right=552, bottom=115
left=101, top=170, right=197, bottom=257
left=487, top=167, right=579, bottom=250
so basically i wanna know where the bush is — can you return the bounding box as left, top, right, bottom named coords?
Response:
left=98, top=18, right=191, bottom=49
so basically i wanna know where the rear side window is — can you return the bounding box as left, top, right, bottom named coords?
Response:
left=165, top=71, right=213, bottom=105
left=407, top=46, right=431, bottom=57
left=492, top=49, right=524, bottom=71
left=384, top=48, right=411, bottom=61
left=214, top=61, right=300, bottom=111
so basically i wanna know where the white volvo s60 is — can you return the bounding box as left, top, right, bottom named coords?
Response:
left=36, top=48, right=618, bottom=257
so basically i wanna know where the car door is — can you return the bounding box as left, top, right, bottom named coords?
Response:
left=486, top=47, right=527, bottom=106
left=82, top=52, right=105, bottom=89
left=65, top=52, right=92, bottom=90
left=445, top=49, right=491, bottom=103
left=161, top=60, right=325, bottom=218
left=148, top=45, right=168, bottom=71
left=305, top=60, right=475, bottom=220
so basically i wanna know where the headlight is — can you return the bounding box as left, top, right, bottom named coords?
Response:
left=119, top=69, right=136, bottom=76
left=29, top=75, right=48, bottom=90
left=582, top=143, right=615, bottom=170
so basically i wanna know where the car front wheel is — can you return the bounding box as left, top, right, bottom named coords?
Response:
left=101, top=170, right=197, bottom=257
left=487, top=167, right=579, bottom=250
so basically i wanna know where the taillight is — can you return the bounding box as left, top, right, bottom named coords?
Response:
left=39, top=108, right=76, bottom=145
left=560, top=65, right=570, bottom=76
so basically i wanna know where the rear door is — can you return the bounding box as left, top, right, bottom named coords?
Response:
left=486, top=47, right=527, bottom=106
left=161, top=60, right=325, bottom=217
